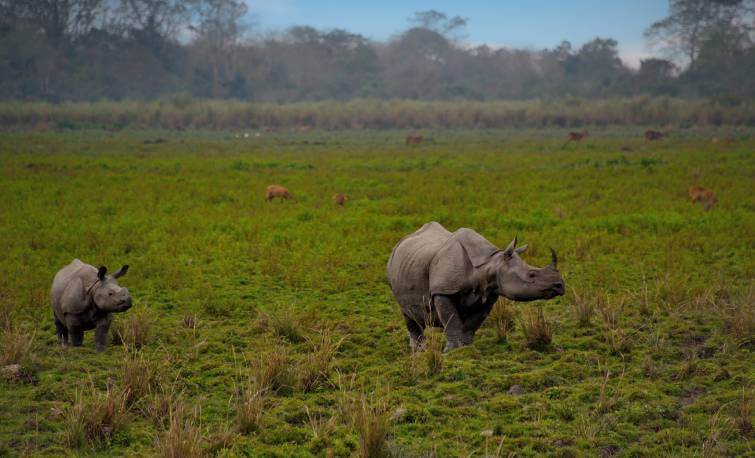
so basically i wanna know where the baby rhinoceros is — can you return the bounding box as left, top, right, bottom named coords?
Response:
left=50, top=259, right=132, bottom=351
left=387, top=222, right=565, bottom=352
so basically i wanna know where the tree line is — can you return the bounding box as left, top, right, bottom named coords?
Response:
left=0, top=0, right=753, bottom=103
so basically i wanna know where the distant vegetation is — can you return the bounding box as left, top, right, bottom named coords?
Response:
left=1, top=97, right=754, bottom=130
left=0, top=1, right=753, bottom=102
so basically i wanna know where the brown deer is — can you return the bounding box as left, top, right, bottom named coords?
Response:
left=333, top=194, right=350, bottom=206
left=405, top=134, right=423, bottom=145
left=265, top=185, right=293, bottom=202
left=562, top=130, right=588, bottom=148
left=645, top=130, right=667, bottom=141
left=689, top=185, right=717, bottom=211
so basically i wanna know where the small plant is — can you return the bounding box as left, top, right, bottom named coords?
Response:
left=596, top=368, right=622, bottom=413
left=597, top=294, right=623, bottom=329
left=156, top=402, right=205, bottom=458
left=144, top=382, right=182, bottom=428
left=733, top=388, right=752, bottom=438
left=489, top=299, right=517, bottom=342
left=305, top=405, right=337, bottom=452
left=675, top=350, right=698, bottom=380
left=234, top=380, right=268, bottom=434
left=519, top=307, right=553, bottom=350
left=702, top=407, right=733, bottom=457
left=111, top=310, right=152, bottom=350
left=0, top=302, right=11, bottom=332
left=0, top=326, right=35, bottom=366
left=297, top=328, right=345, bottom=392
left=63, top=383, right=129, bottom=449
left=182, top=313, right=197, bottom=330
left=571, top=288, right=594, bottom=327
left=603, top=327, right=632, bottom=355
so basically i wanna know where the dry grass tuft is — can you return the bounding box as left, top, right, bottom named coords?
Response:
left=111, top=310, right=152, bottom=350
left=234, top=381, right=269, bottom=435
left=571, top=288, right=594, bottom=327
left=63, top=383, right=129, bottom=449
left=155, top=402, right=205, bottom=458
left=0, top=326, right=35, bottom=366
left=182, top=312, right=197, bottom=330
left=423, top=329, right=444, bottom=376
left=121, top=351, right=159, bottom=405
left=733, top=388, right=752, bottom=438
left=519, top=307, right=553, bottom=350
left=489, top=299, right=517, bottom=342
left=724, top=289, right=754, bottom=348
left=254, top=348, right=293, bottom=393
left=596, top=294, right=623, bottom=329
left=339, top=388, right=391, bottom=458
left=297, top=328, right=345, bottom=392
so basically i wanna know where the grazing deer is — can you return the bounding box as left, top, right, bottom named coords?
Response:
left=645, top=130, right=667, bottom=141
left=562, top=130, right=588, bottom=148
left=265, top=185, right=293, bottom=202
left=405, top=134, right=423, bottom=145
left=333, top=194, right=350, bottom=206
left=689, top=185, right=717, bottom=211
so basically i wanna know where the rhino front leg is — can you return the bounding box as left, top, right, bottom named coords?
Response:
left=54, top=318, right=69, bottom=347
left=434, top=295, right=464, bottom=352
left=70, top=326, right=84, bottom=347
left=461, top=299, right=497, bottom=345
left=95, top=315, right=113, bottom=352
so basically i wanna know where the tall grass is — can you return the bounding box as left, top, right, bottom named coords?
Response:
left=2, top=97, right=753, bottom=130
left=63, top=383, right=129, bottom=449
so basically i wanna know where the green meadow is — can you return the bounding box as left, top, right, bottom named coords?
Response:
left=0, top=128, right=753, bottom=456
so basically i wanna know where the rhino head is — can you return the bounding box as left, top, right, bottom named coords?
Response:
left=92, top=265, right=132, bottom=312
left=496, top=237, right=565, bottom=301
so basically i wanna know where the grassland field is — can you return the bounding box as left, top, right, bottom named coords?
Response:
left=0, top=127, right=753, bottom=457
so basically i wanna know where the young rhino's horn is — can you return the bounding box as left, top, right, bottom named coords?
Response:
left=550, top=248, right=558, bottom=268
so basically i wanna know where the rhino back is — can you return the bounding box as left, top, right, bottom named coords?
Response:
left=50, top=260, right=97, bottom=313
left=387, top=222, right=452, bottom=308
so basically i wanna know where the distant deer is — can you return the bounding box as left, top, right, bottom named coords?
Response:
left=333, top=194, right=350, bottom=206
left=265, top=185, right=293, bottom=202
left=645, top=130, right=667, bottom=141
left=405, top=134, right=423, bottom=145
left=689, top=185, right=717, bottom=211
left=562, top=130, right=588, bottom=148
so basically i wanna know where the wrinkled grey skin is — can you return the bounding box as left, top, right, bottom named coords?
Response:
left=50, top=260, right=132, bottom=351
left=387, top=222, right=565, bottom=352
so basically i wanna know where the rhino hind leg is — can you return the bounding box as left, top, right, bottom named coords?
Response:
left=402, top=313, right=425, bottom=352
left=54, top=318, right=68, bottom=346
left=433, top=295, right=465, bottom=352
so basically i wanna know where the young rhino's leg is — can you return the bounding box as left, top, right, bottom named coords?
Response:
left=402, top=312, right=425, bottom=352
left=95, top=314, right=113, bottom=352
left=54, top=317, right=69, bottom=347
left=461, top=298, right=497, bottom=345
left=433, top=295, right=464, bottom=352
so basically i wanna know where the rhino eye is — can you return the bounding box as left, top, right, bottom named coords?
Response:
left=528, top=271, right=537, bottom=279
left=108, top=292, right=113, bottom=296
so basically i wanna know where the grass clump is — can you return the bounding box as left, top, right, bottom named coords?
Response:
left=724, top=289, right=754, bottom=348
left=297, top=328, right=345, bottom=392
left=0, top=326, right=35, bottom=366
left=121, top=351, right=160, bottom=405
left=489, top=299, right=517, bottom=342
left=339, top=390, right=392, bottom=458
left=519, top=307, right=553, bottom=350
left=63, top=384, right=129, bottom=449
left=253, top=348, right=293, bottom=393
left=258, top=307, right=304, bottom=343
left=571, top=289, right=594, bottom=327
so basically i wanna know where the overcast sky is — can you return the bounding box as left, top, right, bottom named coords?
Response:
left=245, top=0, right=670, bottom=67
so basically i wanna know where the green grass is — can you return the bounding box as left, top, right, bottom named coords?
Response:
left=0, top=128, right=753, bottom=456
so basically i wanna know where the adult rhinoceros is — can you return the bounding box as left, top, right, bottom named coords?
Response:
left=387, top=222, right=564, bottom=352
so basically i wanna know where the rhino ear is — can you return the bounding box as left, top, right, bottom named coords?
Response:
left=502, top=236, right=517, bottom=260
left=97, top=266, right=107, bottom=281
left=112, top=265, right=129, bottom=279
left=515, top=244, right=528, bottom=255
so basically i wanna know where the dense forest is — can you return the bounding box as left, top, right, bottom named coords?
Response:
left=1, top=0, right=753, bottom=102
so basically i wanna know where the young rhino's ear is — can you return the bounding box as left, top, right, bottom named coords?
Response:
left=515, top=244, right=528, bottom=255
left=97, top=266, right=107, bottom=281
left=112, top=265, right=129, bottom=279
